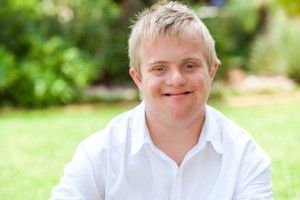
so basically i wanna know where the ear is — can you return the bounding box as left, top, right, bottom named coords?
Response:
left=129, top=67, right=142, bottom=90
left=209, top=62, right=219, bottom=81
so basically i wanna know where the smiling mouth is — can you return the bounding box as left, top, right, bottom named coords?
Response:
left=164, top=91, right=192, bottom=96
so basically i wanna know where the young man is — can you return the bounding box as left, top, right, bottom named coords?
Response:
left=50, top=1, right=272, bottom=199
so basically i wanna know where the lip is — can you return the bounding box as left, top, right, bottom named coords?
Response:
left=163, top=91, right=192, bottom=97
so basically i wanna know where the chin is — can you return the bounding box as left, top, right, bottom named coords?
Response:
left=170, top=103, right=205, bottom=119
left=167, top=107, right=195, bottom=120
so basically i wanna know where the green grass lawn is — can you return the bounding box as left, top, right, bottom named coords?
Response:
left=0, top=101, right=299, bottom=199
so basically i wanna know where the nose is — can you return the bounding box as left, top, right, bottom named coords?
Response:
left=166, top=69, right=187, bottom=87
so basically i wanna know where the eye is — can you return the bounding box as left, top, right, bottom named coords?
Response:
left=153, top=66, right=165, bottom=71
left=151, top=65, right=167, bottom=75
left=183, top=63, right=197, bottom=71
left=186, top=64, right=194, bottom=68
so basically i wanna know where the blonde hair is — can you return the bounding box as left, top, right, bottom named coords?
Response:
left=128, top=1, right=219, bottom=75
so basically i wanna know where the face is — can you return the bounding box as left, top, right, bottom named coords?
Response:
left=130, top=32, right=218, bottom=124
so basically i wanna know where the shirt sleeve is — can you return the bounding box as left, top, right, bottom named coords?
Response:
left=233, top=141, right=273, bottom=200
left=49, top=143, right=106, bottom=200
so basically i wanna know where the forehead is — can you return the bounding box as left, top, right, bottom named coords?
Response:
left=140, top=32, right=204, bottom=64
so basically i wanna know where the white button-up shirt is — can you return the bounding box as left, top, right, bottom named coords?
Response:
left=50, top=102, right=272, bottom=200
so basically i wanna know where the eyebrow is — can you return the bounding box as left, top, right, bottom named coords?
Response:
left=181, top=57, right=203, bottom=63
left=147, top=61, right=168, bottom=66
left=145, top=57, right=204, bottom=67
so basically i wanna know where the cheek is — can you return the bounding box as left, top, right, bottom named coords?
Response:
left=201, top=70, right=212, bottom=85
left=149, top=81, right=161, bottom=94
left=142, top=78, right=161, bottom=95
left=192, top=73, right=210, bottom=87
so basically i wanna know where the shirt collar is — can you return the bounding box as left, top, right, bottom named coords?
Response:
left=197, top=105, right=223, bottom=154
left=130, top=103, right=224, bottom=156
left=130, top=101, right=151, bottom=156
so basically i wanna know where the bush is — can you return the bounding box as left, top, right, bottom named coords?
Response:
left=30, top=36, right=96, bottom=107
left=0, top=0, right=113, bottom=107
left=1, top=36, right=97, bottom=107
left=249, top=6, right=300, bottom=83
left=202, top=0, right=264, bottom=79
left=0, top=46, right=18, bottom=91
left=285, top=21, right=300, bottom=83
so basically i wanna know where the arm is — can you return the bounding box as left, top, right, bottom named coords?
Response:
left=234, top=142, right=273, bottom=200
left=50, top=143, right=106, bottom=200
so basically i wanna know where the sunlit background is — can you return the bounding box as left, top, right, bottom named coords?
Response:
left=0, top=0, right=299, bottom=199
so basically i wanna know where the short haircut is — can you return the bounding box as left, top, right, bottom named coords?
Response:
left=128, top=1, right=220, bottom=75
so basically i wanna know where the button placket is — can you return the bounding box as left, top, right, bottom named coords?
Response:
left=170, top=167, right=183, bottom=200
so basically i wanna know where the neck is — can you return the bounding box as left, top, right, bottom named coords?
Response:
left=145, top=108, right=205, bottom=165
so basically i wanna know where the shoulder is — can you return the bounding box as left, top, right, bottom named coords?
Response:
left=207, top=105, right=255, bottom=145
left=207, top=106, right=271, bottom=196
left=50, top=103, right=144, bottom=199
left=207, top=105, right=270, bottom=164
left=79, top=103, right=142, bottom=158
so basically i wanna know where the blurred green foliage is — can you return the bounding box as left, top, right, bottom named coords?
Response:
left=277, top=0, right=300, bottom=16
left=204, top=0, right=263, bottom=79
left=0, top=0, right=300, bottom=107
left=0, top=0, right=118, bottom=107
left=249, top=6, right=300, bottom=79
left=204, top=0, right=300, bottom=83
